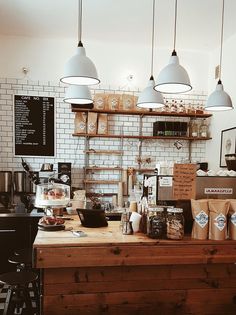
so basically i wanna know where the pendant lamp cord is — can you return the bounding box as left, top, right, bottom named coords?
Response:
left=173, top=0, right=178, bottom=52
left=150, top=0, right=155, bottom=76
left=78, top=0, right=83, bottom=44
left=219, top=0, right=225, bottom=82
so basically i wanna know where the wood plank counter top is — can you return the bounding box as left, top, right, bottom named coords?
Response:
left=33, top=217, right=236, bottom=315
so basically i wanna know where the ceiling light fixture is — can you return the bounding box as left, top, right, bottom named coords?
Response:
left=60, top=0, right=100, bottom=85
left=205, top=0, right=233, bottom=111
left=63, top=85, right=93, bottom=105
left=137, top=0, right=164, bottom=109
left=154, top=0, right=192, bottom=94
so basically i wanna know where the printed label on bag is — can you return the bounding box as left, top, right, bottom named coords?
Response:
left=230, top=213, right=236, bottom=227
left=79, top=122, right=86, bottom=130
left=214, top=213, right=226, bottom=231
left=195, top=210, right=208, bottom=228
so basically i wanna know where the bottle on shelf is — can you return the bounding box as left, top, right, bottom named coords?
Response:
left=189, top=119, right=199, bottom=137
left=199, top=119, right=208, bottom=138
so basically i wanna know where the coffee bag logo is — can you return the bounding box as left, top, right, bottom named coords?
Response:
left=214, top=213, right=226, bottom=231
left=231, top=213, right=236, bottom=227
left=195, top=210, right=208, bottom=228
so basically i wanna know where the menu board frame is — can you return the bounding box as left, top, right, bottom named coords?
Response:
left=13, top=94, right=55, bottom=157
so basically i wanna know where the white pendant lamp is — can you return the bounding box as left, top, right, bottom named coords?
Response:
left=60, top=0, right=100, bottom=86
left=64, top=85, right=92, bottom=105
left=154, top=0, right=192, bottom=94
left=205, top=0, right=233, bottom=111
left=137, top=0, right=164, bottom=109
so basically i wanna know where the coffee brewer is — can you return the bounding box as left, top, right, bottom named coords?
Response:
left=0, top=171, right=12, bottom=209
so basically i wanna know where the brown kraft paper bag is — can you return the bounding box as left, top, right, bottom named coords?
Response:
left=74, top=112, right=87, bottom=134
left=97, top=114, right=108, bottom=135
left=208, top=200, right=230, bottom=240
left=228, top=199, right=236, bottom=240
left=93, top=93, right=107, bottom=110
left=87, top=112, right=98, bottom=135
left=107, top=94, right=120, bottom=111
left=191, top=199, right=209, bottom=240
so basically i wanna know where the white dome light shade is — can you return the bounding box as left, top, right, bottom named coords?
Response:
left=60, top=45, right=100, bottom=86
left=205, top=81, right=233, bottom=111
left=64, top=84, right=92, bottom=104
left=137, top=76, right=164, bottom=109
left=154, top=52, right=192, bottom=94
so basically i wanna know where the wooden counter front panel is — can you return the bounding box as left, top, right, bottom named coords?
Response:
left=42, top=264, right=236, bottom=315
left=35, top=243, right=236, bottom=268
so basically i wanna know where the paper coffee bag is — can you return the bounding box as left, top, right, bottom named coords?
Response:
left=121, top=94, right=134, bottom=111
left=97, top=114, right=108, bottom=135
left=191, top=199, right=209, bottom=239
left=87, top=112, right=98, bottom=135
left=74, top=112, right=87, bottom=134
left=228, top=199, right=236, bottom=240
left=107, top=94, right=120, bottom=111
left=93, top=93, right=107, bottom=110
left=208, top=200, right=230, bottom=240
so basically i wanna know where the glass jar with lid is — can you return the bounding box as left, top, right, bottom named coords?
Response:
left=189, top=119, right=199, bottom=137
left=199, top=119, right=208, bottom=138
left=166, top=208, right=184, bottom=240
left=147, top=207, right=166, bottom=239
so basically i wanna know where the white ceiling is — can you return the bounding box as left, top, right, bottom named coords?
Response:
left=0, top=0, right=236, bottom=52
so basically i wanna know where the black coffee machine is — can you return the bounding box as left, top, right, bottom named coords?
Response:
left=0, top=171, right=12, bottom=210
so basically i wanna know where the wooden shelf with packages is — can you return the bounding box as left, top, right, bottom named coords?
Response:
left=74, top=133, right=212, bottom=141
left=72, top=105, right=212, bottom=199
left=71, top=106, right=212, bottom=118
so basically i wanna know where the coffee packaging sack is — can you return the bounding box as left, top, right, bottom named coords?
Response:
left=121, top=94, right=134, bottom=111
left=228, top=199, right=236, bottom=240
left=208, top=200, right=230, bottom=240
left=107, top=94, right=120, bottom=111
left=97, top=114, right=108, bottom=135
left=191, top=199, right=209, bottom=239
left=93, top=93, right=107, bottom=110
left=74, top=112, right=87, bottom=134
left=87, top=112, right=98, bottom=135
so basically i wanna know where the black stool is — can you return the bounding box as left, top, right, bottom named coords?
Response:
left=9, top=248, right=32, bottom=271
left=8, top=248, right=40, bottom=310
left=0, top=271, right=38, bottom=315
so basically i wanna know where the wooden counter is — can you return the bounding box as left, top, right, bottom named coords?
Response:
left=33, top=218, right=236, bottom=315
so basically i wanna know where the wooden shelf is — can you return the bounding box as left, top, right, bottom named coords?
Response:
left=84, top=180, right=120, bottom=184
left=86, top=192, right=117, bottom=197
left=74, top=133, right=212, bottom=141
left=135, top=168, right=154, bottom=173
left=84, top=150, right=123, bottom=155
left=85, top=167, right=123, bottom=171
left=71, top=106, right=212, bottom=118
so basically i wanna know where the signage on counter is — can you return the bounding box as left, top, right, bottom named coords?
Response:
left=159, top=176, right=173, bottom=187
left=173, top=163, right=196, bottom=200
left=205, top=188, right=233, bottom=195
left=14, top=95, right=55, bottom=156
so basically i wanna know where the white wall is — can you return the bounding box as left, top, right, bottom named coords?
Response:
left=0, top=35, right=209, bottom=92
left=207, top=33, right=236, bottom=170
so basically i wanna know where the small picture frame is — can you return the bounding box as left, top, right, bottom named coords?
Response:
left=220, top=127, right=236, bottom=167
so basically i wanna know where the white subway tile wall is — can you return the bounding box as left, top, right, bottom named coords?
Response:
left=0, top=78, right=208, bottom=195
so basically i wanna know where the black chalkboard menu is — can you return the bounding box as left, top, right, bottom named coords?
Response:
left=14, top=95, right=55, bottom=156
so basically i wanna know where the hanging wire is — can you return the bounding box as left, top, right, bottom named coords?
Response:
left=219, top=0, right=225, bottom=81
left=173, top=0, right=178, bottom=52
left=150, top=0, right=156, bottom=76
left=78, top=0, right=83, bottom=43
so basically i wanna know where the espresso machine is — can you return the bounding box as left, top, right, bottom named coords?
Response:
left=0, top=171, right=12, bottom=210
left=143, top=174, right=236, bottom=202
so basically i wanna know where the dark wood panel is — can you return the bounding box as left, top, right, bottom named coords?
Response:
left=43, top=264, right=236, bottom=284
left=36, top=244, right=236, bottom=268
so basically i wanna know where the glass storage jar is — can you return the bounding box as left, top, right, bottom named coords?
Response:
left=166, top=208, right=184, bottom=240
left=147, top=207, right=166, bottom=239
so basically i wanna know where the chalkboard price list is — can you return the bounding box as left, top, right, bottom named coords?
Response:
left=14, top=95, right=55, bottom=156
